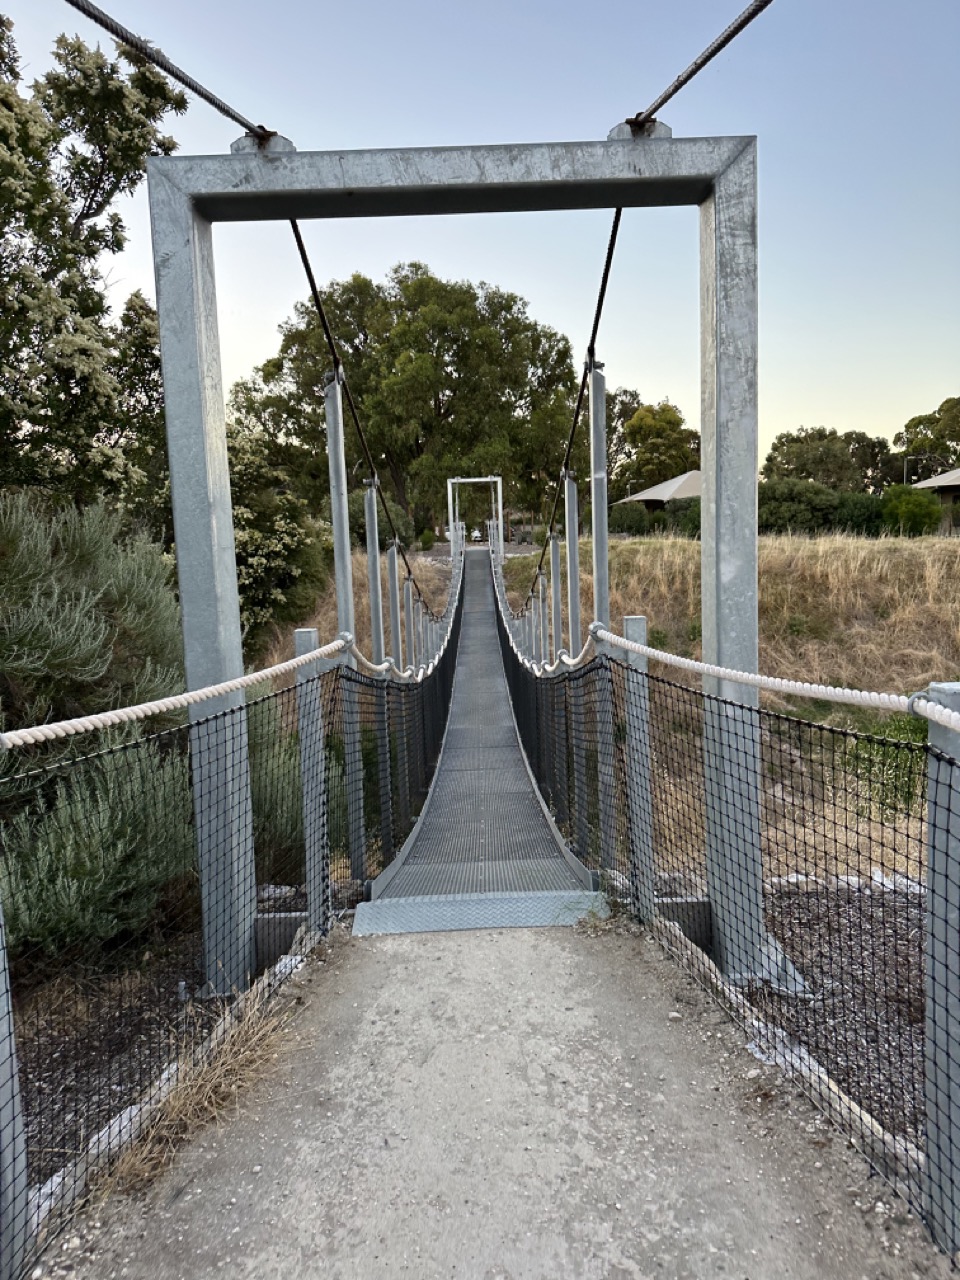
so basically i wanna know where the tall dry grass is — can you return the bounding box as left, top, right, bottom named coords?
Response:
left=264, top=550, right=453, bottom=668
left=505, top=534, right=960, bottom=700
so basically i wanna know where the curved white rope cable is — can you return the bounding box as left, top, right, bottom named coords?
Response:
left=0, top=636, right=351, bottom=750
left=592, top=625, right=960, bottom=736
left=2, top=550, right=468, bottom=751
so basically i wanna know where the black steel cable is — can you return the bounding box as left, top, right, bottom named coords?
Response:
left=64, top=3, right=435, bottom=613
left=628, top=0, right=776, bottom=128
left=62, top=0, right=273, bottom=141
left=528, top=208, right=622, bottom=601
left=289, top=222, right=434, bottom=611
left=526, top=1, right=776, bottom=606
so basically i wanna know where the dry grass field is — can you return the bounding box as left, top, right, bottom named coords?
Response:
left=504, top=534, right=960, bottom=715
left=265, top=549, right=453, bottom=669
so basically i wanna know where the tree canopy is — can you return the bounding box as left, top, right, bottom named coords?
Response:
left=894, top=397, right=960, bottom=481
left=614, top=401, right=699, bottom=495
left=236, top=263, right=584, bottom=529
left=761, top=426, right=895, bottom=494
left=0, top=20, right=185, bottom=496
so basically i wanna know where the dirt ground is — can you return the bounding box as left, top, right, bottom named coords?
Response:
left=35, top=923, right=952, bottom=1280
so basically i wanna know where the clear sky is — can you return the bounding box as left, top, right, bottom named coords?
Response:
left=9, top=0, right=960, bottom=457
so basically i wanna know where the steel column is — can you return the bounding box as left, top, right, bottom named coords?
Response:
left=698, top=142, right=781, bottom=985
left=924, top=682, right=960, bottom=1254
left=325, top=372, right=355, bottom=647
left=403, top=577, right=415, bottom=672
left=550, top=534, right=563, bottom=659
left=387, top=542, right=403, bottom=668
left=564, top=470, right=582, bottom=654
left=364, top=480, right=385, bottom=665
left=538, top=572, right=549, bottom=662
left=589, top=361, right=609, bottom=628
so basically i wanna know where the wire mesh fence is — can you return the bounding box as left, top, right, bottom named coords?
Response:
left=0, top=599, right=461, bottom=1276
left=497, top=602, right=960, bottom=1252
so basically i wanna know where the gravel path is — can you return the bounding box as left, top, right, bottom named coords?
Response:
left=41, top=923, right=951, bottom=1280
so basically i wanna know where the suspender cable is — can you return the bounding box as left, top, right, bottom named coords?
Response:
left=528, top=208, right=621, bottom=602
left=289, top=223, right=435, bottom=613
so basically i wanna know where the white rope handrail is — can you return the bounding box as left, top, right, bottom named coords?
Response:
left=0, top=636, right=351, bottom=751
left=591, top=625, right=960, bottom=738
left=1, top=548, right=468, bottom=752
left=488, top=555, right=960, bottom=739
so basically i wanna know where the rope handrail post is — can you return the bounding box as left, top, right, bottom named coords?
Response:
left=294, top=628, right=334, bottom=933
left=923, top=681, right=960, bottom=1253
left=403, top=577, right=416, bottom=674
left=588, top=359, right=610, bottom=629
left=563, top=470, right=582, bottom=654
left=538, top=570, right=549, bottom=663
left=447, top=478, right=457, bottom=564
left=588, top=624, right=620, bottom=874
left=622, top=617, right=657, bottom=922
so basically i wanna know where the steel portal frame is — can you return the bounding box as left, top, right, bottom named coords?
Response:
left=146, top=127, right=761, bottom=992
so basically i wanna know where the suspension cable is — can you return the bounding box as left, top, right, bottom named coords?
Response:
left=628, top=0, right=776, bottom=128
left=525, top=0, right=777, bottom=609
left=63, top=0, right=436, bottom=614
left=527, top=208, right=622, bottom=601
left=63, top=0, right=273, bottom=141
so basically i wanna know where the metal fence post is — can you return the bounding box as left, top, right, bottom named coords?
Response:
left=623, top=617, right=656, bottom=921
left=924, top=682, right=960, bottom=1253
left=564, top=470, right=582, bottom=654
left=0, top=900, right=29, bottom=1280
left=550, top=534, right=563, bottom=660
left=337, top=648, right=367, bottom=885
left=532, top=593, right=542, bottom=663
left=387, top=541, right=403, bottom=669
left=294, top=629, right=331, bottom=932
left=569, top=670, right=591, bottom=863
left=589, top=360, right=609, bottom=628
left=589, top=625, right=618, bottom=873
left=538, top=571, right=549, bottom=663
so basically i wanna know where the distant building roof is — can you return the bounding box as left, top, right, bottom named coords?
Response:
left=614, top=470, right=701, bottom=505
left=913, top=467, right=960, bottom=490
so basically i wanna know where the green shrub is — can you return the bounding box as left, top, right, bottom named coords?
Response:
left=419, top=528, right=435, bottom=551
left=757, top=478, right=840, bottom=534
left=609, top=501, right=649, bottom=536
left=836, top=491, right=884, bottom=535
left=664, top=497, right=701, bottom=537
left=881, top=484, right=943, bottom=536
left=0, top=492, right=183, bottom=740
left=0, top=741, right=195, bottom=960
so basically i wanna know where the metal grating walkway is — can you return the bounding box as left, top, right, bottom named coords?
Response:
left=354, top=549, right=603, bottom=935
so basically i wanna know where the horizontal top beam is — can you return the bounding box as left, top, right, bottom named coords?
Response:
left=148, top=136, right=753, bottom=223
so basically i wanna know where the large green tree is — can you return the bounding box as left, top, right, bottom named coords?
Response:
left=0, top=20, right=185, bottom=496
left=895, top=397, right=960, bottom=481
left=761, top=426, right=894, bottom=494
left=616, top=401, right=699, bottom=494
left=239, top=263, right=582, bottom=527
